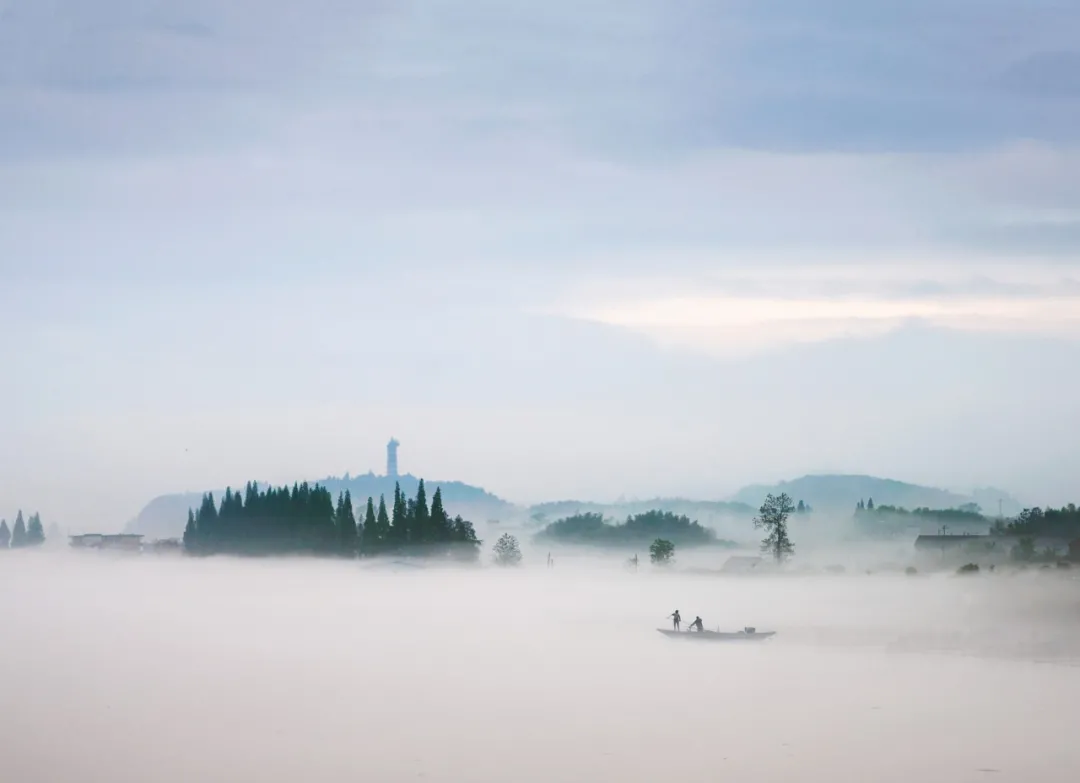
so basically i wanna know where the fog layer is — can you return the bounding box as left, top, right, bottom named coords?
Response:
left=3, top=554, right=1080, bottom=782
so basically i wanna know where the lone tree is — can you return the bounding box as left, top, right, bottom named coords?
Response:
left=492, top=533, right=522, bottom=566
left=649, top=538, right=675, bottom=565
left=754, top=493, right=795, bottom=564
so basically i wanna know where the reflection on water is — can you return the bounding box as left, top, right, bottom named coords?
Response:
left=2, top=553, right=1079, bottom=782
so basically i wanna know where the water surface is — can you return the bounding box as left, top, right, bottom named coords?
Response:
left=3, top=554, right=1079, bottom=782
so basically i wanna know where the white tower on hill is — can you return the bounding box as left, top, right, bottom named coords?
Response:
left=386, top=438, right=400, bottom=479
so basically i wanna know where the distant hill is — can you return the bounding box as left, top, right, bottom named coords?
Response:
left=126, top=473, right=516, bottom=540
left=730, top=474, right=1021, bottom=515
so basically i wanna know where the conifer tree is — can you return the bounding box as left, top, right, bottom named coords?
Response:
left=198, top=493, right=218, bottom=544
left=183, top=509, right=199, bottom=553
left=0, top=519, right=9, bottom=549
left=376, top=495, right=391, bottom=546
left=360, top=497, right=378, bottom=555
left=430, top=487, right=451, bottom=542
left=27, top=513, right=45, bottom=546
left=10, top=511, right=28, bottom=548
left=413, top=479, right=430, bottom=543
left=391, top=483, right=408, bottom=545
left=336, top=490, right=358, bottom=556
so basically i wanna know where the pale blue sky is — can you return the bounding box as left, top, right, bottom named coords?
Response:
left=2, top=1, right=1079, bottom=527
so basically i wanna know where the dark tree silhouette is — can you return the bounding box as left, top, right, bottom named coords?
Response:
left=10, top=511, right=28, bottom=548
left=360, top=497, right=378, bottom=555
left=26, top=513, right=45, bottom=546
left=336, top=491, right=358, bottom=556
left=649, top=538, right=675, bottom=565
left=754, top=493, right=796, bottom=563
left=0, top=520, right=9, bottom=549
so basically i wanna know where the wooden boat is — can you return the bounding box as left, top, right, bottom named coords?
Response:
left=656, top=627, right=776, bottom=642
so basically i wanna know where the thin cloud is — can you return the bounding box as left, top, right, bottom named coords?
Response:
left=553, top=265, right=1080, bottom=355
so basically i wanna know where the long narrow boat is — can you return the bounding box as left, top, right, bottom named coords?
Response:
left=656, top=628, right=776, bottom=642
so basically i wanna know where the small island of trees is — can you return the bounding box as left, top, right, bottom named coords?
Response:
left=535, top=510, right=733, bottom=548
left=183, top=479, right=481, bottom=560
left=0, top=511, right=46, bottom=550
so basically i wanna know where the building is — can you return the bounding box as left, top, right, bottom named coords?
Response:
left=147, top=538, right=183, bottom=554
left=69, top=534, right=144, bottom=552
left=387, top=437, right=400, bottom=479
left=721, top=556, right=764, bottom=573
left=914, top=534, right=994, bottom=553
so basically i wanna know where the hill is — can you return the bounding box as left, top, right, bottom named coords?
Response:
left=729, top=474, right=1020, bottom=515
left=126, top=473, right=515, bottom=539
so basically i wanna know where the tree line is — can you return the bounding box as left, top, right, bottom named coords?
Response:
left=182, top=479, right=481, bottom=560
left=990, top=504, right=1080, bottom=540
left=0, top=511, right=46, bottom=550
left=855, top=500, right=986, bottom=523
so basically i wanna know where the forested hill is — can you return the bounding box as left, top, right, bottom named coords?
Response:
left=127, top=473, right=514, bottom=539
left=529, top=498, right=754, bottom=526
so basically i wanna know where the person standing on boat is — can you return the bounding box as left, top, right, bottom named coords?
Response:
left=689, top=616, right=704, bottom=632
left=670, top=609, right=682, bottom=631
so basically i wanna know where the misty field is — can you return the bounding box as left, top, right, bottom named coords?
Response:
left=3, top=553, right=1080, bottom=783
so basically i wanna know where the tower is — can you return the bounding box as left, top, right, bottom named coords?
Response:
left=386, top=438, right=400, bottom=479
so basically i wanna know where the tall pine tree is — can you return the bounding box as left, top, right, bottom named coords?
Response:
left=26, top=513, right=45, bottom=546
left=336, top=490, right=358, bottom=556
left=412, top=479, right=430, bottom=543
left=361, top=497, right=378, bottom=555
left=0, top=519, right=9, bottom=549
left=376, top=495, right=391, bottom=548
left=198, top=493, right=218, bottom=544
left=391, top=482, right=408, bottom=545
left=183, top=509, right=199, bottom=553
left=430, top=487, right=451, bottom=542
left=10, top=511, right=27, bottom=548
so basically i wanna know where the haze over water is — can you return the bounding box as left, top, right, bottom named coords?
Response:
left=4, top=553, right=1080, bottom=783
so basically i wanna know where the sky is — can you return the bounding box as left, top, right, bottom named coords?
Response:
left=2, top=0, right=1080, bottom=527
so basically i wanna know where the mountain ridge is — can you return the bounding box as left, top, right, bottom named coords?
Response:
left=125, top=472, right=1023, bottom=540
left=729, top=474, right=1022, bottom=516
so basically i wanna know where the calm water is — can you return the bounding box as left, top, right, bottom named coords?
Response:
left=3, top=553, right=1080, bottom=782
